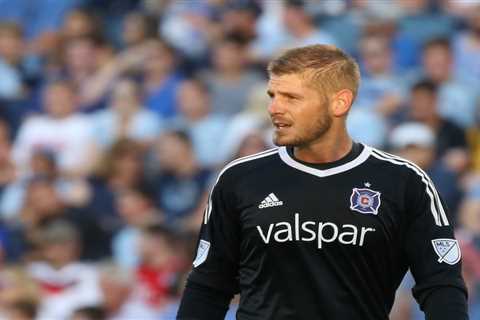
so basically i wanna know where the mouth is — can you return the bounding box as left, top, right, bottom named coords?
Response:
left=273, top=121, right=292, bottom=131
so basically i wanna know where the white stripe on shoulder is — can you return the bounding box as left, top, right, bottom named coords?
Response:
left=370, top=148, right=448, bottom=226
left=204, top=148, right=279, bottom=224
left=372, top=149, right=448, bottom=226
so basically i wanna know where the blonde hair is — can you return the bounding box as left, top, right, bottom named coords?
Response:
left=267, top=44, right=361, bottom=100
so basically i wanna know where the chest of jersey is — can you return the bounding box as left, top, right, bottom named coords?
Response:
left=236, top=166, right=404, bottom=254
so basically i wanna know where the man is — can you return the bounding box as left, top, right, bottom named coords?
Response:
left=12, top=80, right=97, bottom=177
left=27, top=221, right=102, bottom=319
left=356, top=34, right=405, bottom=119
left=389, top=122, right=462, bottom=215
left=174, top=78, right=227, bottom=168
left=408, top=79, right=469, bottom=173
left=92, top=77, right=163, bottom=149
left=177, top=45, right=468, bottom=319
left=421, top=37, right=478, bottom=129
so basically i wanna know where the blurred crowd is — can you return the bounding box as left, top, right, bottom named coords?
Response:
left=0, top=0, right=479, bottom=319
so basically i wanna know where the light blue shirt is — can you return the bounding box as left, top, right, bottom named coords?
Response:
left=92, top=108, right=164, bottom=148
left=171, top=115, right=228, bottom=167
left=112, top=227, right=141, bottom=269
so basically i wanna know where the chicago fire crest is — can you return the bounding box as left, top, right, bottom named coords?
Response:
left=350, top=188, right=381, bottom=215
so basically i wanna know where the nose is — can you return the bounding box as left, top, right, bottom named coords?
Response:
left=267, top=98, right=284, bottom=116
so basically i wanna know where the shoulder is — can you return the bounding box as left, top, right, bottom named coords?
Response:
left=215, top=147, right=280, bottom=185
left=366, top=146, right=427, bottom=182
left=441, top=119, right=464, bottom=132
left=21, top=115, right=48, bottom=128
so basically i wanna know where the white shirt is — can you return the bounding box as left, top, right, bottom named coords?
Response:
left=28, top=262, right=102, bottom=320
left=12, top=114, right=96, bottom=174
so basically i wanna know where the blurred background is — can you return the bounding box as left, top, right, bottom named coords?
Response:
left=0, top=0, right=479, bottom=319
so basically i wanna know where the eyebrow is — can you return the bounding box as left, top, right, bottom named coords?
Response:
left=267, top=90, right=302, bottom=99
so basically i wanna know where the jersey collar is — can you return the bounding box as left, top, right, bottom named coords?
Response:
left=278, top=144, right=372, bottom=178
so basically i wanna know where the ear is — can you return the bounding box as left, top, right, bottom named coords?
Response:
left=331, top=89, right=354, bottom=117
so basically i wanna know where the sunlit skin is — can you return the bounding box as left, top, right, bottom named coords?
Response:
left=267, top=72, right=354, bottom=163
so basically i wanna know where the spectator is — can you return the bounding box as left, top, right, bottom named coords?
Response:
left=0, top=268, right=39, bottom=320
left=143, top=39, right=183, bottom=120
left=0, top=0, right=82, bottom=41
left=12, top=81, right=97, bottom=177
left=61, top=35, right=106, bottom=110
left=220, top=1, right=262, bottom=45
left=92, top=77, right=163, bottom=149
left=421, top=38, right=478, bottom=128
left=453, top=5, right=480, bottom=88
left=174, top=78, right=227, bottom=167
left=112, top=187, right=161, bottom=269
left=159, top=2, right=214, bottom=60
left=389, top=122, right=463, bottom=215
left=135, top=224, right=185, bottom=310
left=7, top=175, right=109, bottom=260
left=201, top=35, right=263, bottom=116
left=62, top=9, right=100, bottom=41
left=451, top=183, right=480, bottom=317
left=396, top=0, right=456, bottom=52
left=280, top=0, right=337, bottom=50
left=85, top=139, right=148, bottom=242
left=98, top=263, right=157, bottom=319
left=0, top=150, right=60, bottom=222
left=356, top=34, right=405, bottom=119
left=151, top=131, right=212, bottom=225
left=408, top=80, right=469, bottom=172
left=27, top=221, right=102, bottom=319
left=0, top=121, right=15, bottom=196
left=0, top=22, right=24, bottom=100
left=122, top=12, right=155, bottom=49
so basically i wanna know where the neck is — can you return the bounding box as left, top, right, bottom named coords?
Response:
left=293, top=127, right=352, bottom=164
left=145, top=72, right=168, bottom=89
left=175, top=157, right=198, bottom=176
left=186, top=114, right=205, bottom=122
left=425, top=116, right=441, bottom=129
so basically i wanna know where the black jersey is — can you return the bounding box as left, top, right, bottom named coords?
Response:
left=187, top=143, right=467, bottom=320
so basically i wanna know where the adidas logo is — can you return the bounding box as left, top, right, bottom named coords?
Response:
left=258, top=193, right=283, bottom=209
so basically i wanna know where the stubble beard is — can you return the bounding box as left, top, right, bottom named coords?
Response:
left=273, top=112, right=333, bottom=147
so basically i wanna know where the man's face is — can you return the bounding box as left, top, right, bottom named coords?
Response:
left=361, top=37, right=391, bottom=75
left=111, top=80, right=139, bottom=112
left=267, top=73, right=332, bottom=147
left=213, top=41, right=244, bottom=72
left=178, top=81, right=209, bottom=119
left=410, top=89, right=437, bottom=121
left=65, top=38, right=96, bottom=73
left=0, top=30, right=23, bottom=64
left=423, top=46, right=451, bottom=83
left=44, top=84, right=75, bottom=118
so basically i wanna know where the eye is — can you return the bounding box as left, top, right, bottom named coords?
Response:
left=285, top=95, right=297, bottom=102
